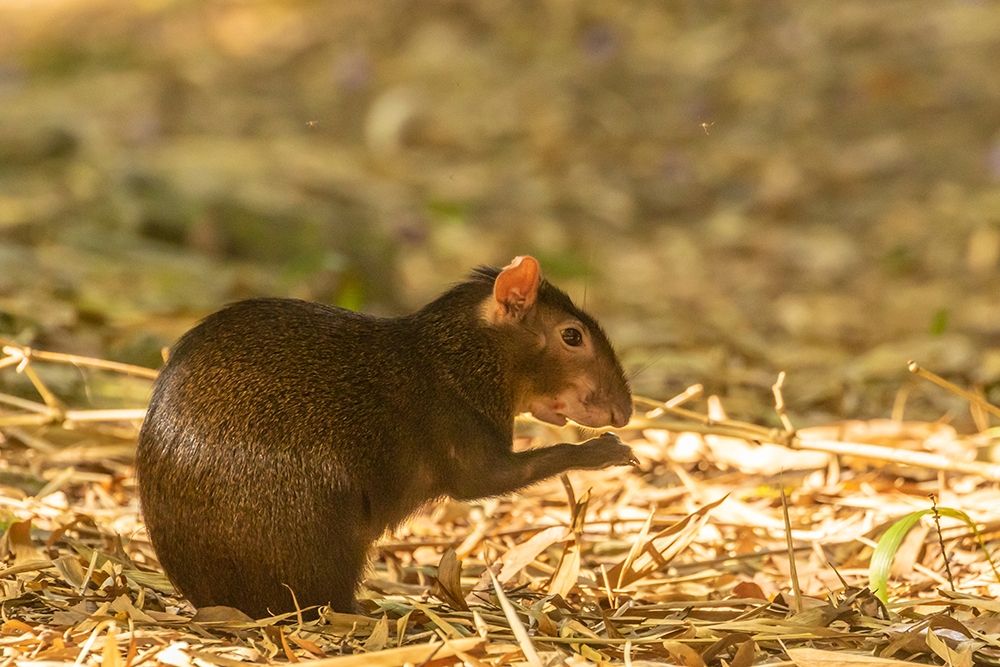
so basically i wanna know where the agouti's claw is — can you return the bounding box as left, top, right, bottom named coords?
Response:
left=627, top=454, right=640, bottom=467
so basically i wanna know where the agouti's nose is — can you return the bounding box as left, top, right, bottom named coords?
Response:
left=610, top=404, right=631, bottom=428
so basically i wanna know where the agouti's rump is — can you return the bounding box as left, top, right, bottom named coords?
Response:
left=137, top=256, right=634, bottom=617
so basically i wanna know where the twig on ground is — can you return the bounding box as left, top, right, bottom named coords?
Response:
left=908, top=361, right=1000, bottom=421
left=771, top=371, right=795, bottom=437
left=1, top=342, right=160, bottom=379
left=779, top=483, right=803, bottom=614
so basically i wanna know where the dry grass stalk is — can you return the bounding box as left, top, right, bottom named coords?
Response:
left=908, top=361, right=1000, bottom=421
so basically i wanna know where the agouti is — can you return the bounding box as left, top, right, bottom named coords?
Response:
left=136, top=255, right=634, bottom=618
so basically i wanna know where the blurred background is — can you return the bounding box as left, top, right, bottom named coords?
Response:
left=1, top=0, right=998, bottom=425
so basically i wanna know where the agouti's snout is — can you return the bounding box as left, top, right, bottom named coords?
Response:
left=136, top=254, right=634, bottom=617
left=611, top=401, right=632, bottom=428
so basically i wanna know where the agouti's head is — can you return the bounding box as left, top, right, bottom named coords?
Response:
left=482, top=256, right=632, bottom=429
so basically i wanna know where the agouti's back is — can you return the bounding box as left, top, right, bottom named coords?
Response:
left=137, top=256, right=634, bottom=617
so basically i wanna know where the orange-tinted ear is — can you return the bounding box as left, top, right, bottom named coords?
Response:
left=493, top=255, right=541, bottom=320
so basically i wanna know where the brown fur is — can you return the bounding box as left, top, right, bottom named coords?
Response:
left=136, top=262, right=633, bottom=618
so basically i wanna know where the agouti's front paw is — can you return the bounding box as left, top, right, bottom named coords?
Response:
left=579, top=433, right=639, bottom=469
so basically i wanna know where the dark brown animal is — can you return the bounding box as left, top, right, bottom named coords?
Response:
left=136, top=255, right=634, bottom=617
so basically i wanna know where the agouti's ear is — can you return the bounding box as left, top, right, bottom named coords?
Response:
left=492, top=255, right=541, bottom=321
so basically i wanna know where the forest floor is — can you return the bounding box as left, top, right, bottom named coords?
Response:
left=2, top=340, right=999, bottom=666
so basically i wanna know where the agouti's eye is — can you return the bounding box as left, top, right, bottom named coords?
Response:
left=561, top=327, right=584, bottom=347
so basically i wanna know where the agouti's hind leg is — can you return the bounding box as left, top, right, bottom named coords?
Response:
left=294, top=536, right=370, bottom=613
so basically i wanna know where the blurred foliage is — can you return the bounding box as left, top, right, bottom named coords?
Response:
left=1, top=0, right=999, bottom=422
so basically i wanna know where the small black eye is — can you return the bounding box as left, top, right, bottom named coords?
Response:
left=561, top=327, right=583, bottom=347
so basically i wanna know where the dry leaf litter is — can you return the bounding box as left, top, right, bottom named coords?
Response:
left=2, top=341, right=1000, bottom=666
